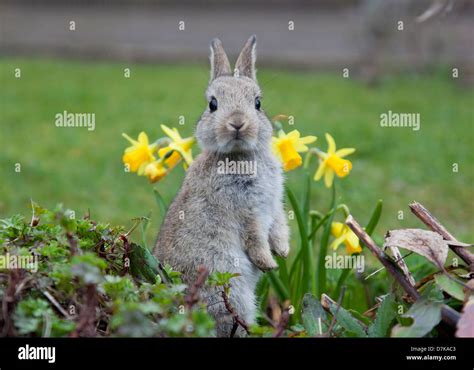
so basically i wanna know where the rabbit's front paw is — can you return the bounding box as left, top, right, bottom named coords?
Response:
left=270, top=235, right=290, bottom=258
left=248, top=248, right=278, bottom=272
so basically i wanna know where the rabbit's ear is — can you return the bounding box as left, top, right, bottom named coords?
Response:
left=210, top=38, right=231, bottom=81
left=235, top=35, right=257, bottom=80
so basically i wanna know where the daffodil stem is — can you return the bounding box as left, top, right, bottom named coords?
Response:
left=307, top=204, right=350, bottom=240
left=151, top=137, right=172, bottom=154
left=271, top=120, right=283, bottom=132
left=303, top=148, right=324, bottom=169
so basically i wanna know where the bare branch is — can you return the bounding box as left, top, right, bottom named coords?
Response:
left=346, top=215, right=460, bottom=329
left=185, top=266, right=209, bottom=309
left=409, top=201, right=474, bottom=267
left=221, top=289, right=250, bottom=336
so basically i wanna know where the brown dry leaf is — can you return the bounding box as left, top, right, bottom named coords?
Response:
left=456, top=297, right=474, bottom=338
left=384, top=229, right=448, bottom=267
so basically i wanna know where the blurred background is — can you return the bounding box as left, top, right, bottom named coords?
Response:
left=1, top=0, right=473, bottom=246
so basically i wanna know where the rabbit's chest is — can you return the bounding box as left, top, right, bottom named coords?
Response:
left=222, top=168, right=280, bottom=220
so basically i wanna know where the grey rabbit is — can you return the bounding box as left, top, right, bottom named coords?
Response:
left=154, top=35, right=290, bottom=337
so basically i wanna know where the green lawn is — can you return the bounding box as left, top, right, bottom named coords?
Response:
left=1, top=58, right=473, bottom=248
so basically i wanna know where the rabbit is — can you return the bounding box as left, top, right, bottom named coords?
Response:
left=154, top=35, right=290, bottom=337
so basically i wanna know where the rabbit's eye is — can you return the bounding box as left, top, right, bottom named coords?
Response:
left=255, top=97, right=261, bottom=111
left=209, top=97, right=218, bottom=112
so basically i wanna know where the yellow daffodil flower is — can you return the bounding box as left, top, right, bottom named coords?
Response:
left=314, top=133, right=355, bottom=187
left=330, top=222, right=362, bottom=255
left=272, top=130, right=317, bottom=172
left=144, top=161, right=168, bottom=183
left=158, top=125, right=195, bottom=169
left=122, top=132, right=157, bottom=175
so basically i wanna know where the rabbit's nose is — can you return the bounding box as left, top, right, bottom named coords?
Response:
left=229, top=121, right=244, bottom=131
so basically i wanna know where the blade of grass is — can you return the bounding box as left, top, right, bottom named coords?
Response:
left=316, top=184, right=336, bottom=297
left=153, top=188, right=168, bottom=226
left=267, top=270, right=290, bottom=301
left=286, top=186, right=312, bottom=295
left=256, top=274, right=270, bottom=313
left=334, top=268, right=351, bottom=300
left=307, top=210, right=334, bottom=240
left=276, top=256, right=290, bottom=289
left=302, top=172, right=311, bottom=226
left=365, top=199, right=383, bottom=236
left=140, top=211, right=152, bottom=250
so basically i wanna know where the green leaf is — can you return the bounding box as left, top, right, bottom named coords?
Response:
left=276, top=255, right=290, bottom=290
left=153, top=188, right=168, bottom=224
left=365, top=199, right=383, bottom=236
left=207, top=271, right=240, bottom=287
left=301, top=294, right=327, bottom=336
left=317, top=184, right=336, bottom=298
left=391, top=299, right=442, bottom=337
left=129, top=242, right=167, bottom=284
left=286, top=186, right=312, bottom=296
left=267, top=270, right=290, bottom=301
left=301, top=172, right=312, bottom=226
left=327, top=298, right=367, bottom=337
left=140, top=211, right=152, bottom=250
left=434, top=273, right=465, bottom=301
left=334, top=269, right=351, bottom=300
left=368, top=294, right=396, bottom=337
left=307, top=209, right=333, bottom=240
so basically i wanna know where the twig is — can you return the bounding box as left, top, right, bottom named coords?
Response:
left=66, top=232, right=79, bottom=256
left=364, top=252, right=413, bottom=280
left=42, top=290, right=71, bottom=319
left=346, top=215, right=460, bottom=329
left=347, top=215, right=420, bottom=300
left=409, top=202, right=474, bottom=267
left=415, top=264, right=465, bottom=289
left=119, top=235, right=130, bottom=276
left=387, top=246, right=416, bottom=286
left=273, top=307, right=290, bottom=338
left=70, top=284, right=98, bottom=337
left=185, top=266, right=209, bottom=309
left=220, top=289, right=250, bottom=337
left=326, top=286, right=347, bottom=337
left=1, top=270, right=23, bottom=337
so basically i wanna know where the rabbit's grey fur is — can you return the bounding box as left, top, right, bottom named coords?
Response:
left=154, top=36, right=289, bottom=337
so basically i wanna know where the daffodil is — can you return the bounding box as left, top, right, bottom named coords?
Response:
left=144, top=161, right=168, bottom=183
left=158, top=125, right=195, bottom=169
left=314, top=133, right=355, bottom=187
left=330, top=222, right=362, bottom=255
left=272, top=130, right=317, bottom=172
left=122, top=132, right=157, bottom=175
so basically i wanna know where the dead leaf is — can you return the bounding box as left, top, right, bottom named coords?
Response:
left=384, top=229, right=448, bottom=267
left=456, top=297, right=474, bottom=338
